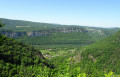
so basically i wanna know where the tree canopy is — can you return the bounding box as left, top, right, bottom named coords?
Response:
left=0, top=20, right=4, bottom=28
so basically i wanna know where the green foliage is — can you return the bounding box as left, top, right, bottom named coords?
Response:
left=0, top=18, right=60, bottom=31
left=0, top=20, right=5, bottom=28
left=17, top=32, right=96, bottom=45
left=0, top=34, right=53, bottom=76
left=75, top=30, right=120, bottom=76
left=104, top=71, right=113, bottom=77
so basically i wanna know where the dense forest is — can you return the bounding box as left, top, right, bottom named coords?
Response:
left=0, top=19, right=120, bottom=77
left=0, top=31, right=54, bottom=76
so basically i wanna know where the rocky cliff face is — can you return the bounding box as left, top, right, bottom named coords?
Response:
left=0, top=30, right=49, bottom=37
left=0, top=31, right=26, bottom=37
left=0, top=27, right=86, bottom=37
left=85, top=28, right=106, bottom=36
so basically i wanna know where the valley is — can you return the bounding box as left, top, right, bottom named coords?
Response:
left=0, top=18, right=120, bottom=77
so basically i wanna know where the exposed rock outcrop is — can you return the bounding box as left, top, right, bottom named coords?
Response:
left=0, top=27, right=86, bottom=37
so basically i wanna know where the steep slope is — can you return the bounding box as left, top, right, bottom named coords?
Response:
left=76, top=30, right=120, bottom=76
left=0, top=34, right=53, bottom=77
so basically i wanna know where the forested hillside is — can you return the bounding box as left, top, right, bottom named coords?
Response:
left=0, top=18, right=60, bottom=31
left=74, top=30, right=120, bottom=76
left=0, top=33, right=54, bottom=76
left=0, top=18, right=119, bottom=47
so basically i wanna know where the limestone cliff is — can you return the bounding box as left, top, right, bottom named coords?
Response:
left=0, top=27, right=86, bottom=37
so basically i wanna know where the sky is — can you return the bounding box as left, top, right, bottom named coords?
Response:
left=0, top=0, right=120, bottom=28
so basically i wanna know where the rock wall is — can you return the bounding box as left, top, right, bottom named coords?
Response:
left=0, top=27, right=86, bottom=37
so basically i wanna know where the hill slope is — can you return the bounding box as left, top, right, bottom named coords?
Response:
left=77, top=30, right=120, bottom=76
left=0, top=33, right=53, bottom=77
left=0, top=18, right=60, bottom=31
